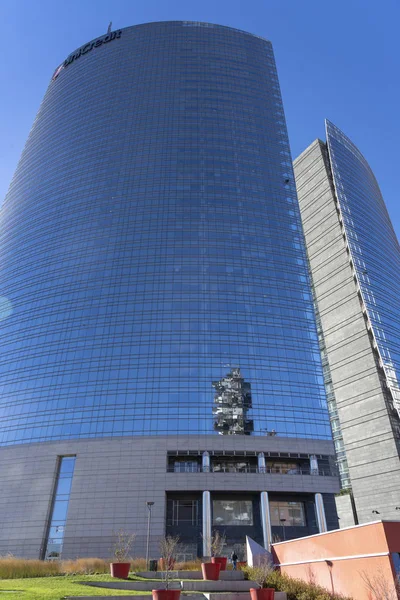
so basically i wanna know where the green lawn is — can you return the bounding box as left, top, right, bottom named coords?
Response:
left=0, top=574, right=149, bottom=600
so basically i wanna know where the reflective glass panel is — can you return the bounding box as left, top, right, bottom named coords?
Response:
left=326, top=120, right=400, bottom=428
left=213, top=500, right=253, bottom=526
left=44, top=456, right=76, bottom=560
left=0, top=22, right=331, bottom=445
left=270, top=500, right=305, bottom=526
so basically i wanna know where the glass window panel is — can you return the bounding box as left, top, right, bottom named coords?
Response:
left=270, top=501, right=305, bottom=526
left=55, top=478, right=73, bottom=496
left=45, top=542, right=62, bottom=560
left=59, top=457, right=76, bottom=474
left=44, top=456, right=76, bottom=559
left=51, top=500, right=69, bottom=522
left=213, top=500, right=253, bottom=526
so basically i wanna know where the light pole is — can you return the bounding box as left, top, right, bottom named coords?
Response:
left=146, top=501, right=154, bottom=570
left=280, top=518, right=286, bottom=542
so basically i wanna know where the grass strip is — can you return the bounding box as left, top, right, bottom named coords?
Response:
left=0, top=575, right=150, bottom=600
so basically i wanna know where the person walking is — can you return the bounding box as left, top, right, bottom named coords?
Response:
left=231, top=551, right=238, bottom=570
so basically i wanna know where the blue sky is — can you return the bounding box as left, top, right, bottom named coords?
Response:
left=1, top=0, right=399, bottom=237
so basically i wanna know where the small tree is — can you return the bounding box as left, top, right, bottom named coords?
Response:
left=211, top=531, right=226, bottom=557
left=159, top=535, right=180, bottom=590
left=202, top=530, right=226, bottom=558
left=112, top=529, right=136, bottom=563
left=360, top=568, right=400, bottom=600
left=251, top=556, right=274, bottom=588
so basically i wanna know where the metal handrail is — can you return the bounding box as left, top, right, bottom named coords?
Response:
left=167, top=466, right=335, bottom=476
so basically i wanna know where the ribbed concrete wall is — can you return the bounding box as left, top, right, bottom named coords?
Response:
left=0, top=435, right=338, bottom=558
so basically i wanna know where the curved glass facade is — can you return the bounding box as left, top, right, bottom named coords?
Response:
left=326, top=120, right=400, bottom=420
left=0, top=22, right=331, bottom=445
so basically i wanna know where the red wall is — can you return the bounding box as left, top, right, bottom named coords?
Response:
left=272, top=521, right=400, bottom=600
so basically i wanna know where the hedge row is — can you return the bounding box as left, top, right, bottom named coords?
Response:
left=244, top=566, right=353, bottom=600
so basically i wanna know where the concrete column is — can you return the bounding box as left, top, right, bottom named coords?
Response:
left=258, top=452, right=266, bottom=474
left=310, top=454, right=319, bottom=475
left=315, top=493, right=327, bottom=533
left=260, top=491, right=272, bottom=551
left=202, top=491, right=211, bottom=556
left=202, top=451, right=210, bottom=473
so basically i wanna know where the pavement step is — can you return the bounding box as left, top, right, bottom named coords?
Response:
left=80, top=579, right=259, bottom=593
left=181, top=580, right=260, bottom=592
left=67, top=592, right=287, bottom=600
left=80, top=581, right=181, bottom=591
left=66, top=596, right=288, bottom=600
left=205, top=593, right=287, bottom=600
left=137, top=571, right=245, bottom=581
left=66, top=597, right=203, bottom=600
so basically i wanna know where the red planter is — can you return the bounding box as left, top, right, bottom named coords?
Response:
left=201, top=562, right=221, bottom=580
left=211, top=556, right=227, bottom=571
left=110, top=562, right=130, bottom=578
left=238, top=561, right=247, bottom=569
left=250, top=588, right=275, bottom=600
left=152, top=590, right=181, bottom=600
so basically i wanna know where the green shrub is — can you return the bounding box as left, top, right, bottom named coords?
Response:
left=335, top=488, right=351, bottom=497
left=244, top=565, right=352, bottom=600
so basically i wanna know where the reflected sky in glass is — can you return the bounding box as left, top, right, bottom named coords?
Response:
left=0, top=22, right=331, bottom=445
left=326, top=120, right=400, bottom=421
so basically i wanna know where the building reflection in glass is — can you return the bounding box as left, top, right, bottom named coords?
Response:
left=0, top=22, right=332, bottom=445
left=212, top=368, right=253, bottom=435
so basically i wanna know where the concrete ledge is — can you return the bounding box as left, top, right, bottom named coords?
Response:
left=81, top=581, right=181, bottom=590
left=66, top=595, right=287, bottom=600
left=66, top=596, right=201, bottom=600
left=205, top=593, right=286, bottom=600
left=66, top=597, right=152, bottom=600
left=65, top=594, right=202, bottom=600
left=181, top=580, right=259, bottom=592
left=81, top=579, right=257, bottom=592
left=137, top=571, right=244, bottom=580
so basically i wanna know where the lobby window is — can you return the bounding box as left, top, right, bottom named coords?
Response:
left=44, top=456, right=76, bottom=560
left=213, top=500, right=253, bottom=526
left=167, top=499, right=200, bottom=526
left=270, top=501, right=305, bottom=527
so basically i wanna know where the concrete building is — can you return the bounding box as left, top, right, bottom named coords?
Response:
left=0, top=22, right=339, bottom=560
left=294, top=121, right=400, bottom=526
left=273, top=520, right=400, bottom=600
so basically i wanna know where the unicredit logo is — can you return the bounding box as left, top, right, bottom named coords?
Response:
left=63, top=30, right=122, bottom=68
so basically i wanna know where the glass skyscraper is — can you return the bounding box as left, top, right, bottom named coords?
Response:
left=0, top=22, right=339, bottom=559
left=295, top=121, right=400, bottom=526
left=0, top=22, right=331, bottom=445
left=326, top=121, right=400, bottom=422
